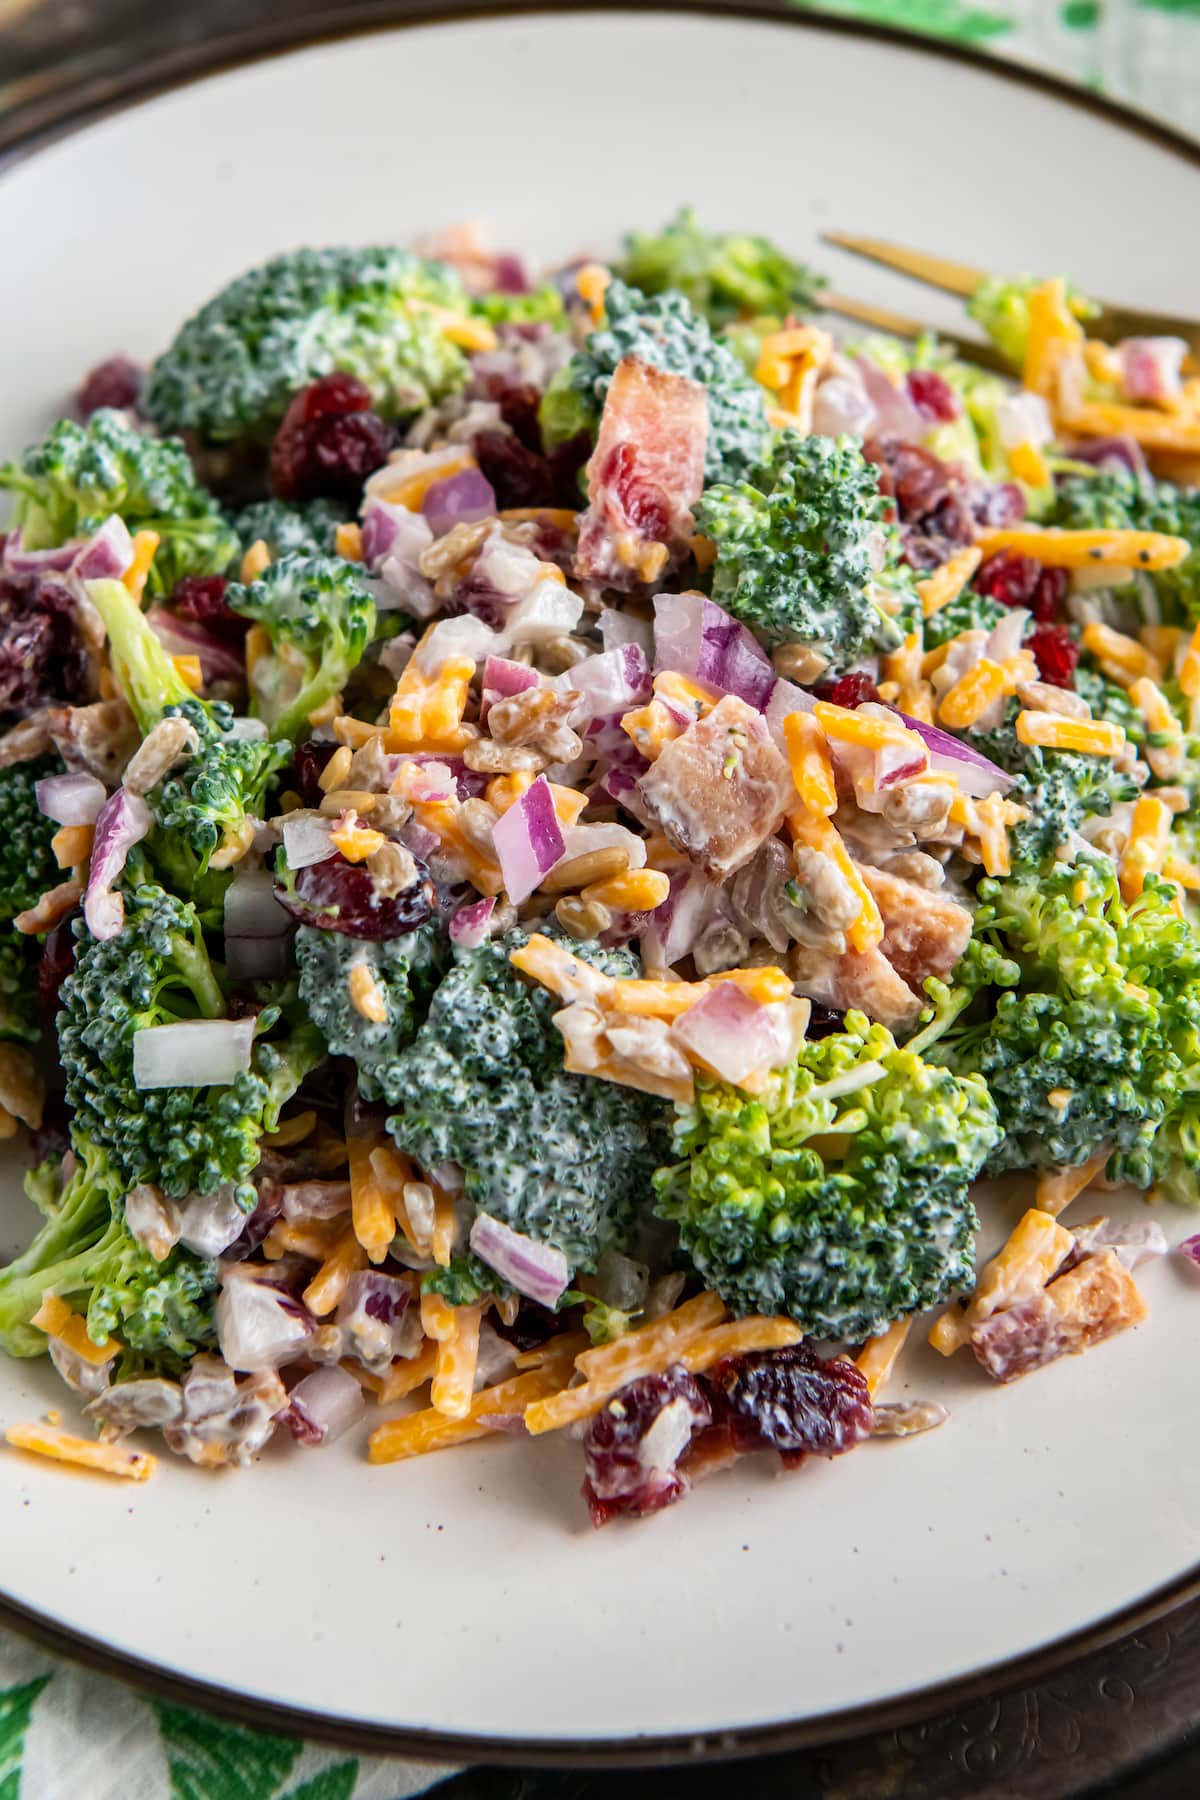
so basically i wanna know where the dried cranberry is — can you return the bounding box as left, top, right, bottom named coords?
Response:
left=497, top=382, right=544, bottom=452
left=818, top=671, right=880, bottom=709
left=705, top=1341, right=874, bottom=1463
left=289, top=742, right=339, bottom=807
left=582, top=1368, right=712, bottom=1527
left=1027, top=624, right=1080, bottom=689
left=275, top=853, right=435, bottom=939
left=864, top=437, right=951, bottom=522
left=38, top=913, right=78, bottom=1007
left=280, top=373, right=372, bottom=427
left=270, top=410, right=394, bottom=505
left=805, top=1000, right=846, bottom=1039
left=0, top=574, right=91, bottom=720
left=75, top=355, right=143, bottom=420
left=972, top=481, right=1026, bottom=529
left=1031, top=565, right=1070, bottom=624
left=974, top=550, right=1042, bottom=609
left=906, top=369, right=959, bottom=423
left=474, top=428, right=556, bottom=510
left=173, top=574, right=248, bottom=641
left=492, top=1305, right=561, bottom=1354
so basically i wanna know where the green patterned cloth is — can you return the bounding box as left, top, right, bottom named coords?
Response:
left=2, top=5, right=1199, bottom=1795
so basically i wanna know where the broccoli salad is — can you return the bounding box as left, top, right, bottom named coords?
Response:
left=0, top=214, right=1198, bottom=1519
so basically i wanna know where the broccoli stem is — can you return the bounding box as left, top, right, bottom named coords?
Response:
left=85, top=577, right=195, bottom=734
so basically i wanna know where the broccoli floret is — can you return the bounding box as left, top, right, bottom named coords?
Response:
left=1049, top=470, right=1200, bottom=623
left=385, top=930, right=668, bottom=1276
left=654, top=1012, right=998, bottom=1340
left=232, top=497, right=348, bottom=564
left=0, top=1137, right=217, bottom=1367
left=923, top=587, right=1005, bottom=648
left=695, top=431, right=908, bottom=662
left=950, top=855, right=1200, bottom=1194
left=968, top=704, right=1138, bottom=864
left=144, top=247, right=470, bottom=443
left=616, top=207, right=825, bottom=329
left=0, top=755, right=60, bottom=922
left=472, top=287, right=567, bottom=328
left=540, top=278, right=769, bottom=485
left=295, top=919, right=448, bottom=1102
left=85, top=578, right=289, bottom=902
left=421, top=1254, right=501, bottom=1308
left=0, top=936, right=41, bottom=1044
left=58, top=882, right=324, bottom=1207
left=225, top=554, right=376, bottom=742
left=967, top=273, right=1098, bottom=366
left=0, top=411, right=236, bottom=594
left=1074, top=664, right=1146, bottom=742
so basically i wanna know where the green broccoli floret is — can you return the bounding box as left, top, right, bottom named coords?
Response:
left=85, top=578, right=289, bottom=903
left=58, top=882, right=324, bottom=1207
left=0, top=755, right=60, bottom=922
left=0, top=936, right=41, bottom=1044
left=654, top=1011, right=998, bottom=1340
left=694, top=431, right=908, bottom=662
left=295, top=919, right=448, bottom=1102
left=1074, top=664, right=1146, bottom=743
left=225, top=554, right=376, bottom=742
left=1049, top=470, right=1200, bottom=623
left=540, top=278, right=770, bottom=485
left=967, top=273, right=1098, bottom=366
left=232, top=497, right=348, bottom=564
left=949, top=855, right=1200, bottom=1196
left=386, top=930, right=668, bottom=1276
left=144, top=247, right=470, bottom=443
left=923, top=587, right=1005, bottom=648
left=0, top=1138, right=217, bottom=1366
left=0, top=411, right=236, bottom=594
left=968, top=704, right=1138, bottom=864
left=472, top=287, right=567, bottom=328
left=616, top=207, right=825, bottom=329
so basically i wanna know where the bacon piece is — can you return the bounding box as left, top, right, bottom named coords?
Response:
left=859, top=863, right=972, bottom=992
left=791, top=943, right=922, bottom=1030
left=574, top=356, right=707, bottom=592
left=969, top=1249, right=1147, bottom=1383
left=638, top=694, right=793, bottom=881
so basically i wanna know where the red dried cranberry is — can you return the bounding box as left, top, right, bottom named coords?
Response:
left=274, top=853, right=435, bottom=939
left=705, top=1341, right=874, bottom=1463
left=497, top=382, right=545, bottom=452
left=906, top=369, right=959, bottom=423
left=601, top=442, right=671, bottom=540
left=818, top=671, right=880, bottom=709
left=0, top=574, right=90, bottom=719
left=1031, top=565, right=1070, bottom=624
left=290, top=741, right=340, bottom=807
left=972, top=481, right=1027, bottom=529
left=474, top=428, right=556, bottom=510
left=864, top=437, right=952, bottom=522
left=271, top=411, right=394, bottom=505
left=173, top=574, right=248, bottom=642
left=75, top=355, right=143, bottom=420
left=582, top=1368, right=712, bottom=1527
left=974, top=550, right=1042, bottom=609
left=491, top=1305, right=560, bottom=1354
left=38, top=914, right=78, bottom=1007
left=1027, top=624, right=1080, bottom=689
left=805, top=1000, right=846, bottom=1039
left=280, top=373, right=372, bottom=429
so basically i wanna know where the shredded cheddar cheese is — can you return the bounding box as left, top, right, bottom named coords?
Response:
left=347, top=1131, right=396, bottom=1265
left=1119, top=794, right=1173, bottom=900
left=368, top=1357, right=576, bottom=1463
left=1035, top=1145, right=1112, bottom=1218
left=930, top=1209, right=1073, bottom=1355
left=6, top=1420, right=155, bottom=1481
left=579, top=868, right=671, bottom=912
left=975, top=524, right=1190, bottom=572
left=854, top=1319, right=912, bottom=1398
left=937, top=658, right=1009, bottom=730
left=431, top=1304, right=483, bottom=1420
left=1022, top=278, right=1085, bottom=398
left=302, top=1225, right=368, bottom=1317
left=122, top=529, right=160, bottom=601
left=1081, top=621, right=1163, bottom=687
left=782, top=710, right=837, bottom=816
left=1016, top=711, right=1125, bottom=756
left=916, top=546, right=982, bottom=618
left=788, top=810, right=883, bottom=953
left=240, top=538, right=272, bottom=584
left=1179, top=621, right=1200, bottom=700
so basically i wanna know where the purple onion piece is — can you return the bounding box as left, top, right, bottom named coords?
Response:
left=652, top=593, right=774, bottom=711
left=449, top=895, right=497, bottom=948
left=2, top=528, right=79, bottom=576
left=491, top=774, right=564, bottom=904
left=85, top=787, right=152, bottom=941
left=422, top=467, right=497, bottom=537
left=36, top=770, right=106, bottom=826
left=894, top=711, right=1013, bottom=798
left=74, top=514, right=134, bottom=582
left=468, top=1212, right=569, bottom=1309
left=284, top=1365, right=366, bottom=1447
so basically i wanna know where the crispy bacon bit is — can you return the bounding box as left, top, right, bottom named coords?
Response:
left=574, top=357, right=708, bottom=592
left=638, top=694, right=793, bottom=881
left=859, top=864, right=972, bottom=993
left=791, top=943, right=923, bottom=1031
left=970, top=1250, right=1148, bottom=1383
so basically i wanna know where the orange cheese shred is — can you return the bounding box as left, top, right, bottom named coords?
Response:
left=347, top=1131, right=395, bottom=1265
left=368, top=1359, right=574, bottom=1463
left=302, top=1225, right=368, bottom=1317
left=854, top=1319, right=912, bottom=1398
left=431, top=1304, right=483, bottom=1420
left=1035, top=1144, right=1112, bottom=1218
left=6, top=1421, right=156, bottom=1481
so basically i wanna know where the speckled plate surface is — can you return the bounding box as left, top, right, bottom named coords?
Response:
left=2, top=4, right=1200, bottom=1763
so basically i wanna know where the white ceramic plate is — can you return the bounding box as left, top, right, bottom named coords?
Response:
left=3, top=5, right=1200, bottom=1762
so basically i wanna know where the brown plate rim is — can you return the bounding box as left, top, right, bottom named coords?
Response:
left=2, top=0, right=1200, bottom=1766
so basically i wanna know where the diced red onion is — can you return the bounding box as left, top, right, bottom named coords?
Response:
left=600, top=607, right=654, bottom=656
left=132, top=1017, right=256, bottom=1090
left=422, top=467, right=497, bottom=537
left=643, top=867, right=714, bottom=967
left=986, top=607, right=1029, bottom=667
left=281, top=1179, right=352, bottom=1221
left=492, top=253, right=530, bottom=294
left=560, top=645, right=651, bottom=727
left=377, top=507, right=438, bottom=616
left=399, top=759, right=458, bottom=803
left=491, top=774, right=564, bottom=903
left=227, top=716, right=269, bottom=743
left=1119, top=337, right=1186, bottom=407
left=449, top=895, right=497, bottom=948
left=874, top=738, right=929, bottom=791
left=997, top=393, right=1052, bottom=454
left=468, top=1212, right=569, bottom=1309
left=216, top=1274, right=313, bottom=1373
left=398, top=820, right=439, bottom=861
left=652, top=593, right=774, bottom=710
left=284, top=1365, right=365, bottom=1447
left=763, top=677, right=816, bottom=746
left=895, top=712, right=1013, bottom=799
left=146, top=607, right=247, bottom=684
left=481, top=655, right=539, bottom=721
left=1177, top=1234, right=1200, bottom=1269
left=559, top=822, right=647, bottom=870
left=1064, top=436, right=1149, bottom=482
left=504, top=583, right=584, bottom=646
left=413, top=613, right=498, bottom=676
left=670, top=983, right=790, bottom=1085
left=75, top=514, right=134, bottom=581
left=85, top=787, right=152, bottom=940
left=36, top=770, right=106, bottom=826
left=360, top=496, right=404, bottom=570
left=1, top=528, right=79, bottom=576
left=281, top=813, right=336, bottom=871
left=1071, top=1218, right=1168, bottom=1271
left=812, top=374, right=876, bottom=440
left=853, top=355, right=924, bottom=439
left=176, top=1189, right=249, bottom=1257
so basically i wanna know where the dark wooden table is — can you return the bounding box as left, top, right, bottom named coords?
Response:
left=3, top=2, right=1200, bottom=1791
